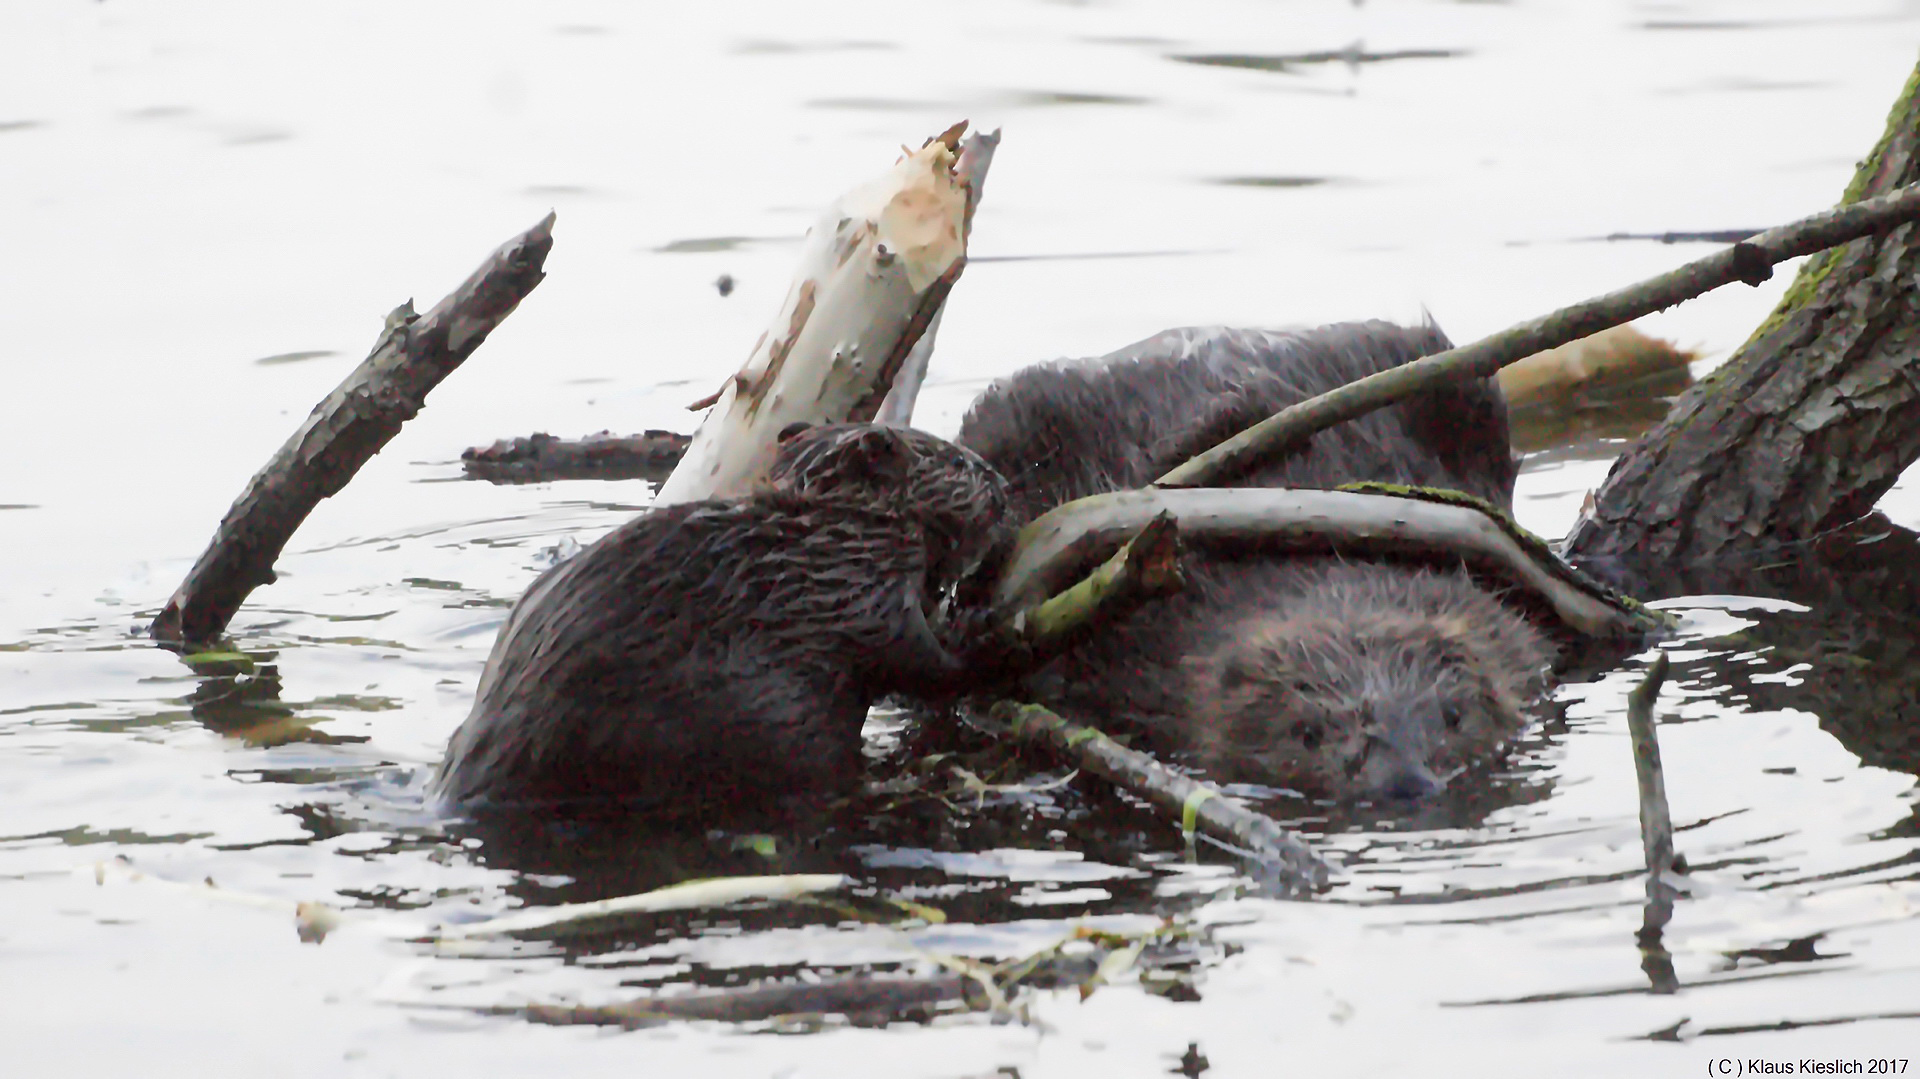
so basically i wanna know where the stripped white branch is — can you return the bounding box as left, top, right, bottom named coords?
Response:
left=658, top=127, right=984, bottom=504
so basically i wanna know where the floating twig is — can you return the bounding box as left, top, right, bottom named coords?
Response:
left=516, top=975, right=979, bottom=1029
left=424, top=873, right=848, bottom=941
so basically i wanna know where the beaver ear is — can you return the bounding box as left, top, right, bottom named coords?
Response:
left=842, top=426, right=913, bottom=484
left=777, top=421, right=814, bottom=443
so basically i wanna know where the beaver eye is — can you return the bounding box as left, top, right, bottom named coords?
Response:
left=1291, top=721, right=1322, bottom=750
left=1441, top=702, right=1464, bottom=730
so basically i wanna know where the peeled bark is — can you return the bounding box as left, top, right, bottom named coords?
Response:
left=876, top=130, right=1000, bottom=426
left=1566, top=64, right=1920, bottom=562
left=656, top=126, right=994, bottom=505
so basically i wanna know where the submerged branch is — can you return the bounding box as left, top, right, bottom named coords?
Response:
left=1156, top=183, right=1920, bottom=488
left=986, top=702, right=1328, bottom=896
left=517, top=975, right=978, bottom=1029
left=150, top=214, right=556, bottom=646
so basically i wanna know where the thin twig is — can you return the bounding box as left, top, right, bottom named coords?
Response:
left=1157, top=184, right=1920, bottom=488
left=1627, top=652, right=1677, bottom=941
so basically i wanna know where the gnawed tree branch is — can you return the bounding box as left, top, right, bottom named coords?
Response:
left=657, top=124, right=998, bottom=504
left=1155, top=182, right=1920, bottom=491
left=1567, top=63, right=1920, bottom=563
left=150, top=214, right=556, bottom=646
left=991, top=487, right=1659, bottom=640
left=876, top=129, right=1001, bottom=426
left=1496, top=324, right=1695, bottom=418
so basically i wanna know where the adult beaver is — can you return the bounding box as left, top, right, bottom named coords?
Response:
left=434, top=423, right=1008, bottom=813
left=958, top=321, right=1554, bottom=801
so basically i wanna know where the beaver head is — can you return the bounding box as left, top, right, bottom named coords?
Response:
left=1185, top=567, right=1551, bottom=802
left=768, top=422, right=1010, bottom=586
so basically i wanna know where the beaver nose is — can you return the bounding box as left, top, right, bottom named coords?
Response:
left=1357, top=718, right=1447, bottom=801
left=1377, top=763, right=1445, bottom=801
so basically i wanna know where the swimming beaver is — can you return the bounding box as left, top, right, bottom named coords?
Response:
left=958, top=321, right=1554, bottom=801
left=434, top=423, right=1008, bottom=812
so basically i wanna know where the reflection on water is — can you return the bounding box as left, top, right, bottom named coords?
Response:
left=5, top=0, right=1920, bottom=1074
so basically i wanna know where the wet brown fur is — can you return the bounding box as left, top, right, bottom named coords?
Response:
left=1183, top=561, right=1550, bottom=797
left=434, top=424, right=1008, bottom=813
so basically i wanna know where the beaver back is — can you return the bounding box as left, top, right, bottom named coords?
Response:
left=957, top=321, right=1516, bottom=523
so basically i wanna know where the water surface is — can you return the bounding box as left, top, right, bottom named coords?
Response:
left=4, top=1, right=1920, bottom=1075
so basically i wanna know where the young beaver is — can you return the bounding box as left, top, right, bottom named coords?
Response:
left=434, top=423, right=1008, bottom=813
left=958, top=321, right=1554, bottom=802
left=1045, top=559, right=1553, bottom=800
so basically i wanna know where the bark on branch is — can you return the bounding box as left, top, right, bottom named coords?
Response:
left=460, top=429, right=690, bottom=485
left=986, top=702, right=1329, bottom=896
left=1627, top=653, right=1678, bottom=940
left=1003, top=511, right=1184, bottom=653
left=992, top=487, right=1658, bottom=640
left=150, top=214, right=556, bottom=646
left=1156, top=183, right=1920, bottom=490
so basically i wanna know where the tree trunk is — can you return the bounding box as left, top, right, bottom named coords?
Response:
left=1565, top=62, right=1920, bottom=564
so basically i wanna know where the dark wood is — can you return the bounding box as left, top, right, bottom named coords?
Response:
left=1567, top=64, right=1920, bottom=562
left=151, top=214, right=556, bottom=646
left=520, top=975, right=976, bottom=1028
left=1626, top=654, right=1677, bottom=939
left=461, top=429, right=689, bottom=485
